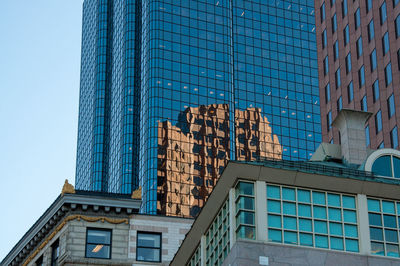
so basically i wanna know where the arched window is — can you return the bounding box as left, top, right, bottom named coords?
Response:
left=365, top=149, right=400, bottom=178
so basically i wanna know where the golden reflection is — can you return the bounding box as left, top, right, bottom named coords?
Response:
left=92, top=244, right=103, bottom=253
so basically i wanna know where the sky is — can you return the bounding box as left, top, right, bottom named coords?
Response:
left=0, top=1, right=83, bottom=260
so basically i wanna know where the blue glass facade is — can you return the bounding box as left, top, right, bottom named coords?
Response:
left=76, top=0, right=321, bottom=217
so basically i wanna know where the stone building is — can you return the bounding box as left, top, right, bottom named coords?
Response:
left=1, top=183, right=192, bottom=266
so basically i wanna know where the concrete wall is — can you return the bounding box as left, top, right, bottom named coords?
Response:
left=222, top=240, right=400, bottom=266
left=129, top=214, right=193, bottom=265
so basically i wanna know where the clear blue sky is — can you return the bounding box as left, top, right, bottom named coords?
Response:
left=0, top=1, right=83, bottom=259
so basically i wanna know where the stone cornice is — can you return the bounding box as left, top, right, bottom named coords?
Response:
left=1, top=192, right=141, bottom=266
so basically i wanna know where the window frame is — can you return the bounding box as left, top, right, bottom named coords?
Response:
left=51, top=239, right=59, bottom=266
left=85, top=228, right=112, bottom=259
left=136, top=231, right=162, bottom=262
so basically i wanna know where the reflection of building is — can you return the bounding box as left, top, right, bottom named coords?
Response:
left=1, top=181, right=193, bottom=266
left=157, top=104, right=281, bottom=217
left=172, top=110, right=400, bottom=265
left=75, top=0, right=322, bottom=216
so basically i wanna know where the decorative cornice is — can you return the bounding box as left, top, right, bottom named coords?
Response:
left=23, top=215, right=129, bottom=266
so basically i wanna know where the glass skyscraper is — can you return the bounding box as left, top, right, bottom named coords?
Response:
left=76, top=0, right=322, bottom=217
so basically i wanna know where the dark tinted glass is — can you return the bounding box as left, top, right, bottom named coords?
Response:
left=372, top=156, right=392, bottom=177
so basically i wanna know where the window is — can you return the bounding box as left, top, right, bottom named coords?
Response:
left=235, top=181, right=255, bottom=240
left=395, top=0, right=400, bottom=7
left=331, top=0, right=336, bottom=7
left=342, top=0, right=348, bottom=17
left=368, top=20, right=375, bottom=41
left=325, top=83, right=331, bottom=103
left=355, top=8, right=361, bottom=29
left=344, top=25, right=350, bottom=45
left=385, top=63, right=393, bottom=87
left=366, top=0, right=373, bottom=12
left=370, top=49, right=377, bottom=71
left=380, top=2, right=387, bottom=25
left=366, top=125, right=370, bottom=147
left=337, top=96, right=343, bottom=111
left=388, top=94, right=396, bottom=118
left=322, top=30, right=327, bottom=48
left=35, top=256, right=43, bottom=266
left=376, top=110, right=383, bottom=133
left=361, top=96, right=368, bottom=111
left=266, top=184, right=359, bottom=252
left=321, top=3, right=326, bottom=22
left=378, top=142, right=385, bottom=149
left=346, top=53, right=352, bottom=73
left=335, top=68, right=341, bottom=89
left=357, top=37, right=363, bottom=58
left=383, top=32, right=390, bottom=55
left=367, top=198, right=400, bottom=257
left=358, top=66, right=365, bottom=87
left=51, top=239, right=59, bottom=266
left=398, top=49, right=400, bottom=70
left=332, top=14, right=337, bottom=33
left=86, top=228, right=112, bottom=259
left=392, top=127, right=399, bottom=149
left=137, top=232, right=162, bottom=262
left=324, top=56, right=329, bottom=76
left=348, top=82, right=354, bottom=103
left=327, top=111, right=332, bottom=130
left=334, top=41, right=339, bottom=61
left=373, top=80, right=380, bottom=102
left=396, top=15, right=400, bottom=38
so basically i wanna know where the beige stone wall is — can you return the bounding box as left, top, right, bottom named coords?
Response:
left=26, top=217, right=131, bottom=266
left=128, top=214, right=193, bottom=265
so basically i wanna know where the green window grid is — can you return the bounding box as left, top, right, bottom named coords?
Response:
left=205, top=198, right=230, bottom=266
left=367, top=198, right=400, bottom=257
left=266, top=184, right=359, bottom=252
left=188, top=244, right=201, bottom=266
left=235, top=181, right=256, bottom=241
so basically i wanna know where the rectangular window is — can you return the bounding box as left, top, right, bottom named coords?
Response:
left=388, top=94, right=396, bottom=118
left=346, top=53, right=352, bottom=74
left=137, top=232, right=162, bottom=262
left=327, top=111, right=332, bottom=130
left=392, top=126, right=399, bottom=148
left=383, top=32, right=390, bottom=55
left=395, top=0, right=400, bottom=7
left=365, top=125, right=370, bottom=147
left=376, top=110, right=383, bottom=133
left=35, top=256, right=43, bottom=266
left=235, top=181, right=255, bottom=240
left=324, top=56, right=329, bottom=76
left=344, top=25, right=350, bottom=45
left=322, top=30, right=327, bottom=49
left=325, top=83, right=331, bottom=103
left=373, top=80, right=380, bottom=102
left=332, top=14, right=337, bottom=33
left=331, top=0, right=336, bottom=6
left=396, top=15, right=400, bottom=38
left=368, top=20, right=375, bottom=41
left=355, top=8, right=361, bottom=29
left=334, top=41, right=339, bottom=61
left=366, top=0, right=373, bottom=12
left=378, top=142, right=385, bottom=149
left=361, top=96, right=368, bottom=111
left=367, top=198, right=400, bottom=257
left=385, top=63, right=393, bottom=87
left=51, top=239, right=59, bottom=266
left=321, top=3, right=326, bottom=22
left=380, top=2, right=387, bottom=25
left=358, top=66, right=365, bottom=87
left=86, top=228, right=112, bottom=259
left=370, top=49, right=377, bottom=71
left=335, top=68, right=341, bottom=89
left=266, top=184, right=359, bottom=252
left=342, top=0, right=348, bottom=17
left=348, top=81, right=354, bottom=103
left=357, top=37, right=363, bottom=58
left=337, top=96, right=343, bottom=111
